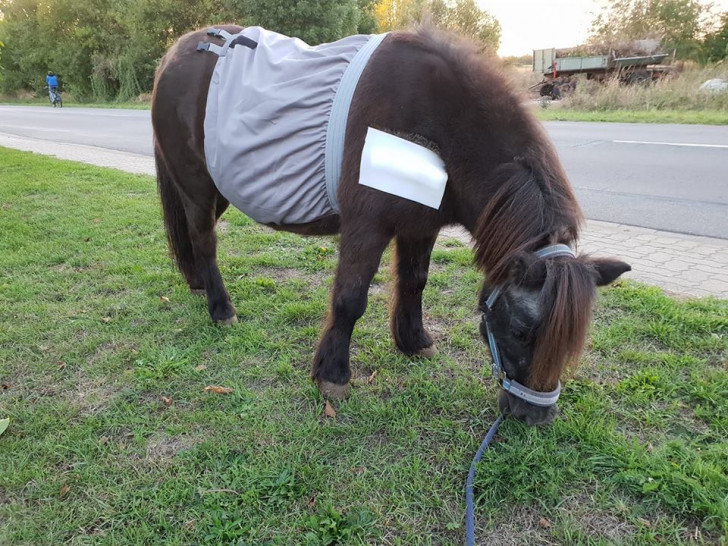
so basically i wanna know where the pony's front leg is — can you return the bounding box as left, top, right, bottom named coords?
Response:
left=313, top=228, right=391, bottom=399
left=391, top=233, right=438, bottom=357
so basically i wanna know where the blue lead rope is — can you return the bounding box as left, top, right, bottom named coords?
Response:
left=465, top=414, right=503, bottom=546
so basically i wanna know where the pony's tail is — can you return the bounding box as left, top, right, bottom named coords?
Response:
left=155, top=141, right=199, bottom=287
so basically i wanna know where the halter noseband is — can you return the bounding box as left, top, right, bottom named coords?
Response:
left=482, top=243, right=575, bottom=408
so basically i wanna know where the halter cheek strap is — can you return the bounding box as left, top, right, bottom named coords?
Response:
left=483, top=243, right=575, bottom=408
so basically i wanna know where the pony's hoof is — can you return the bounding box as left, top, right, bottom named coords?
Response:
left=415, top=344, right=438, bottom=358
left=318, top=381, right=351, bottom=400
left=216, top=315, right=238, bottom=326
left=191, top=288, right=206, bottom=296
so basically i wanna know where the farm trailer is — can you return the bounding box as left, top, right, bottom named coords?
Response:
left=532, top=48, right=671, bottom=98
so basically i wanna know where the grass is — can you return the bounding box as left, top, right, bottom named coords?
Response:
left=1, top=147, right=727, bottom=545
left=557, top=65, right=728, bottom=113
left=535, top=108, right=728, bottom=125
left=511, top=63, right=728, bottom=125
left=0, top=95, right=151, bottom=109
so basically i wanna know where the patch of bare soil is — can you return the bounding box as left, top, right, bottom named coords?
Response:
left=579, top=511, right=636, bottom=543
left=68, top=374, right=122, bottom=417
left=145, top=434, right=196, bottom=462
left=563, top=494, right=637, bottom=543
left=253, top=266, right=328, bottom=292
left=477, top=505, right=556, bottom=545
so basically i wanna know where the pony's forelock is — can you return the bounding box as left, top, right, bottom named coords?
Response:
left=529, top=259, right=596, bottom=390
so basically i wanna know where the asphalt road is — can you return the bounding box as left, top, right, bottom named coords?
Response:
left=1, top=105, right=727, bottom=239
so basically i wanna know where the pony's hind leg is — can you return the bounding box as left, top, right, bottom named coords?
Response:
left=156, top=145, right=236, bottom=324
left=188, top=197, right=230, bottom=297
left=391, top=233, right=439, bottom=357
left=180, top=191, right=236, bottom=325
left=313, top=226, right=391, bottom=399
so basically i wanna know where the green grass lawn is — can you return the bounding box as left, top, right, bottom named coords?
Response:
left=1, top=147, right=726, bottom=545
left=535, top=108, right=728, bottom=125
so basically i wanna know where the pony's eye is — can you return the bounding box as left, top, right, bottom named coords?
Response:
left=510, top=327, right=528, bottom=342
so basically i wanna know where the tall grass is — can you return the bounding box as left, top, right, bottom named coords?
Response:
left=561, top=65, right=728, bottom=111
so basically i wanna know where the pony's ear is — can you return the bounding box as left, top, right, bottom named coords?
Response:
left=592, top=258, right=631, bottom=286
left=509, top=252, right=547, bottom=287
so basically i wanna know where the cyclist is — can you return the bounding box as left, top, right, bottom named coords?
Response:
left=46, top=71, right=60, bottom=104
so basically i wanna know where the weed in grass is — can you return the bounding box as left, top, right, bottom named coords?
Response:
left=303, top=505, right=376, bottom=545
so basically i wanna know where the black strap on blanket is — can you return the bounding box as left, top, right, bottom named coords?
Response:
left=196, top=34, right=257, bottom=55
left=229, top=35, right=258, bottom=50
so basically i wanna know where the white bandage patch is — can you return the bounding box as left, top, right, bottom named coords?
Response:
left=359, top=128, right=448, bottom=209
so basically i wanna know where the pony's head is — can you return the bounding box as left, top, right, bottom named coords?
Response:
left=470, top=156, right=630, bottom=426
left=478, top=251, right=629, bottom=425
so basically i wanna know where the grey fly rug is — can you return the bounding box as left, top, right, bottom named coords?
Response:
left=200, top=27, right=388, bottom=225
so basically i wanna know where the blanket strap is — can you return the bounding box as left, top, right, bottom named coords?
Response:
left=197, top=28, right=258, bottom=58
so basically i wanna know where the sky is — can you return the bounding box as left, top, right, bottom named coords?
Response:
left=479, top=0, right=728, bottom=56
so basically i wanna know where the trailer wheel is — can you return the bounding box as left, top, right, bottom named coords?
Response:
left=626, top=71, right=650, bottom=85
left=539, top=83, right=554, bottom=98
left=539, top=83, right=563, bottom=100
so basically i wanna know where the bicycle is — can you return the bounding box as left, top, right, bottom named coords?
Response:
left=46, top=86, right=63, bottom=108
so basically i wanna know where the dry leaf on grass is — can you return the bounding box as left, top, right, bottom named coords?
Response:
left=58, top=362, right=67, bottom=370
left=160, top=296, right=170, bottom=303
left=162, top=396, right=173, bottom=406
left=307, top=495, right=317, bottom=507
left=100, top=436, right=109, bottom=445
left=59, top=484, right=71, bottom=499
left=203, top=385, right=234, bottom=394
left=538, top=517, right=551, bottom=529
left=323, top=400, right=337, bottom=418
left=195, top=364, right=207, bottom=372
left=101, top=317, right=111, bottom=323
left=366, top=370, right=377, bottom=384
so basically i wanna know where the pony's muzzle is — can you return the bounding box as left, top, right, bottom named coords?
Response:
left=498, top=388, right=558, bottom=426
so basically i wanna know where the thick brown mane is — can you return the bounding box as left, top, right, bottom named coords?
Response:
left=407, top=26, right=593, bottom=390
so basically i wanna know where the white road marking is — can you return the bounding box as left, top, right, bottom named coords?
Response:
left=613, top=139, right=728, bottom=149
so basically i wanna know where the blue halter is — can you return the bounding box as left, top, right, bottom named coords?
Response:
left=482, top=243, right=575, bottom=408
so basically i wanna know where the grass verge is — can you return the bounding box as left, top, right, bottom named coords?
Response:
left=535, top=108, right=728, bottom=125
left=1, top=147, right=726, bottom=544
left=0, top=97, right=150, bottom=109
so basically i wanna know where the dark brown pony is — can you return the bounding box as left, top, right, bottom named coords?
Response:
left=152, top=25, right=630, bottom=425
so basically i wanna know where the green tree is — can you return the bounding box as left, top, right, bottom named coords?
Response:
left=702, top=12, right=728, bottom=61
left=0, top=0, right=396, bottom=99
left=357, top=0, right=380, bottom=34
left=224, top=0, right=362, bottom=44
left=372, top=0, right=500, bottom=50
left=589, top=0, right=705, bottom=58
left=441, top=0, right=500, bottom=51
left=2, top=0, right=225, bottom=99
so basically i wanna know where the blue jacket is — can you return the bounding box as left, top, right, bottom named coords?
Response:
left=46, top=75, right=58, bottom=87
